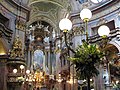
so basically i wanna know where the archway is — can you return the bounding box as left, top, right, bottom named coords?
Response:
left=0, top=39, right=6, bottom=55
left=103, top=43, right=120, bottom=88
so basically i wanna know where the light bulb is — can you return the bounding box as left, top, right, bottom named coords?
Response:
left=20, top=65, right=24, bottom=70
left=98, top=25, right=110, bottom=36
left=80, top=8, right=92, bottom=21
left=13, top=69, right=17, bottom=73
left=59, top=18, right=72, bottom=31
left=26, top=70, right=30, bottom=74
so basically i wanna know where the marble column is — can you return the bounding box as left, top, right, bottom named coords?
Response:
left=0, top=60, right=7, bottom=90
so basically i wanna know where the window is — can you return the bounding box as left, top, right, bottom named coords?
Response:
left=78, top=0, right=88, bottom=4
left=0, top=13, right=9, bottom=27
left=91, top=20, right=115, bottom=36
left=90, top=0, right=103, bottom=3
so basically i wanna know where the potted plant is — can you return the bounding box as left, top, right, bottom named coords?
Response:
left=69, top=40, right=103, bottom=90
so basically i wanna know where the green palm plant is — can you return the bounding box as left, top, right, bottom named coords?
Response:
left=69, top=40, right=103, bottom=90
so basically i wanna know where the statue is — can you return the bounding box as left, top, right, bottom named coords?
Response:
left=9, top=36, right=23, bottom=58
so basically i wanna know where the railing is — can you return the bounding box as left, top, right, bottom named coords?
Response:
left=88, top=28, right=120, bottom=43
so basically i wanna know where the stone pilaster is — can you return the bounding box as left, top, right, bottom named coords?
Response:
left=0, top=57, right=7, bottom=90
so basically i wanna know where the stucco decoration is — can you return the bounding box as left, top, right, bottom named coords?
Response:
left=96, top=18, right=108, bottom=27
left=28, top=0, right=69, bottom=9
left=72, top=24, right=85, bottom=36
left=27, top=15, right=57, bottom=33
left=92, top=1, right=120, bottom=20
left=0, top=0, right=28, bottom=20
left=9, top=36, right=24, bottom=58
left=28, top=0, right=71, bottom=33
left=28, top=16, right=53, bottom=25
left=16, top=19, right=26, bottom=31
left=30, top=3, right=59, bottom=24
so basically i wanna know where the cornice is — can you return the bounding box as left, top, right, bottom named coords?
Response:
left=91, top=1, right=120, bottom=21
left=0, top=1, right=30, bottom=21
left=5, top=0, right=30, bottom=11
left=70, top=0, right=120, bottom=21
left=28, top=0, right=69, bottom=9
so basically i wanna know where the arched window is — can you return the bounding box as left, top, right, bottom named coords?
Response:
left=0, top=40, right=6, bottom=55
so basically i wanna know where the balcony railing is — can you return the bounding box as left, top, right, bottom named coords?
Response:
left=88, top=28, right=120, bottom=43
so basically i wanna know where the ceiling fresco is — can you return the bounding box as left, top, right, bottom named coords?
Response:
left=28, top=0, right=69, bottom=8
left=27, top=0, right=71, bottom=34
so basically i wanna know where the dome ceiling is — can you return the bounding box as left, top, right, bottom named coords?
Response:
left=31, top=2, right=59, bottom=12
left=28, top=0, right=68, bottom=8
left=27, top=0, right=70, bottom=50
left=27, top=0, right=70, bottom=33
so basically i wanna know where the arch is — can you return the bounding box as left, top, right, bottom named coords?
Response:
left=99, top=39, right=120, bottom=61
left=0, top=38, right=7, bottom=55
left=27, top=16, right=58, bottom=33
left=28, top=0, right=64, bottom=8
left=109, top=40, right=120, bottom=52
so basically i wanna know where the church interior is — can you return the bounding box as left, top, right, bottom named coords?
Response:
left=0, top=0, right=120, bottom=90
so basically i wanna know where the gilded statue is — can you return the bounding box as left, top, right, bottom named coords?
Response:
left=9, top=36, right=24, bottom=58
